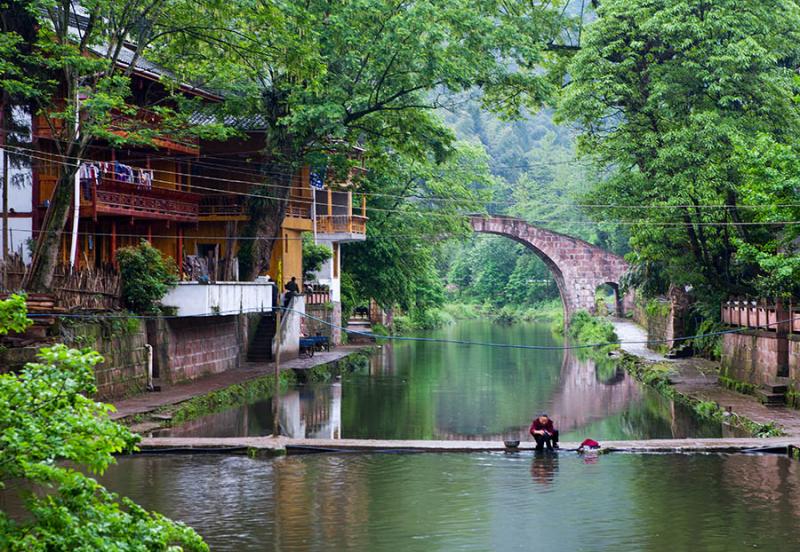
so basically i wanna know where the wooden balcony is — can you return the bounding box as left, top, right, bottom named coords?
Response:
left=81, top=177, right=200, bottom=222
left=199, top=195, right=248, bottom=221
left=109, top=107, right=199, bottom=155
left=317, top=215, right=367, bottom=240
left=35, top=107, right=199, bottom=154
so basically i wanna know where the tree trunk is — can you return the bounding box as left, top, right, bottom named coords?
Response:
left=23, top=169, right=75, bottom=291
left=240, top=166, right=295, bottom=280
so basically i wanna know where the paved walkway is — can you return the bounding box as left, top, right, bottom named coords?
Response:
left=138, top=436, right=797, bottom=455
left=612, top=319, right=800, bottom=437
left=111, top=346, right=364, bottom=421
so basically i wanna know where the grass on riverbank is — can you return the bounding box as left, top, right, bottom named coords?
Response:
left=124, top=350, right=373, bottom=431
left=619, top=352, right=783, bottom=438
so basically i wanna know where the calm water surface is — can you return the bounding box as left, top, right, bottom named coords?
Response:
left=101, top=452, right=800, bottom=551
left=156, top=320, right=722, bottom=441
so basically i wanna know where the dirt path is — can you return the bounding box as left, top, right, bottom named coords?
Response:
left=611, top=318, right=800, bottom=437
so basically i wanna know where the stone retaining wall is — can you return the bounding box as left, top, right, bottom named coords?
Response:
left=305, top=301, right=342, bottom=345
left=61, top=319, right=149, bottom=401
left=148, top=315, right=248, bottom=384
left=721, top=330, right=789, bottom=386
left=633, top=287, right=691, bottom=354
left=790, top=336, right=800, bottom=382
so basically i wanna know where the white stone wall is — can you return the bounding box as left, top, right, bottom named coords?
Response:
left=161, top=281, right=275, bottom=317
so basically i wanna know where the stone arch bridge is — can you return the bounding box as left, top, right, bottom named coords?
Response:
left=470, top=215, right=630, bottom=320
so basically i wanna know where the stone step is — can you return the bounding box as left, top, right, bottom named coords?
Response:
left=756, top=390, right=786, bottom=406
left=763, top=383, right=788, bottom=394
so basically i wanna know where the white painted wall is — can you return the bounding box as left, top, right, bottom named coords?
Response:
left=275, top=293, right=304, bottom=357
left=161, top=281, right=275, bottom=317
left=311, top=239, right=341, bottom=302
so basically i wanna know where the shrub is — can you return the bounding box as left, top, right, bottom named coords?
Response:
left=302, top=233, right=332, bottom=280
left=116, top=240, right=178, bottom=314
left=565, top=310, right=619, bottom=356
left=0, top=296, right=206, bottom=550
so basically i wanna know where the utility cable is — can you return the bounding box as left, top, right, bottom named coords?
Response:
left=8, top=142, right=800, bottom=211
left=20, top=304, right=800, bottom=352
left=9, top=148, right=800, bottom=227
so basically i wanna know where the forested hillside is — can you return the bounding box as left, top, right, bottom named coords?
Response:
left=439, top=101, right=627, bottom=315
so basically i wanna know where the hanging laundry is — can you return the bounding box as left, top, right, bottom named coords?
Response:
left=78, top=162, right=100, bottom=199
left=139, top=169, right=153, bottom=190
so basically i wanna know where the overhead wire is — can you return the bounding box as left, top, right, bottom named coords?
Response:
left=7, top=141, right=800, bottom=212
left=6, top=146, right=800, bottom=227
left=23, top=304, right=800, bottom=352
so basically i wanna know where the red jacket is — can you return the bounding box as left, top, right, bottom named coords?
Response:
left=530, top=419, right=555, bottom=436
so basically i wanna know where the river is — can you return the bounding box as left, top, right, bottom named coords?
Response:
left=96, top=320, right=800, bottom=551
left=154, top=320, right=722, bottom=441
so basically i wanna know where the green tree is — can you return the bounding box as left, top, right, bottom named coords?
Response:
left=343, top=141, right=497, bottom=319
left=302, top=233, right=332, bottom=281
left=0, top=296, right=206, bottom=550
left=558, top=0, right=800, bottom=301
left=170, top=0, right=565, bottom=279
left=7, top=0, right=228, bottom=291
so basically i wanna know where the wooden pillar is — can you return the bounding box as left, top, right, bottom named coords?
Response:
left=111, top=221, right=117, bottom=267
left=347, top=190, right=353, bottom=232
left=177, top=226, right=184, bottom=275
left=327, top=188, right=333, bottom=216
left=776, top=297, right=789, bottom=378
left=361, top=194, right=366, bottom=217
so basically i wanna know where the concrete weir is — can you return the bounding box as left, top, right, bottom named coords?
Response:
left=138, top=437, right=797, bottom=456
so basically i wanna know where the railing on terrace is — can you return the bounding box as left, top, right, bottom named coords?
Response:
left=305, top=286, right=332, bottom=305
left=1, top=257, right=121, bottom=311
left=317, top=214, right=367, bottom=235
left=109, top=107, right=200, bottom=154
left=721, top=299, right=799, bottom=334
left=199, top=195, right=247, bottom=220
left=82, top=177, right=201, bottom=222
left=36, top=107, right=199, bottom=154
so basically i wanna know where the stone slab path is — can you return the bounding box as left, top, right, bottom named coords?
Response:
left=612, top=318, right=800, bottom=437
left=138, top=436, right=796, bottom=455
left=111, top=346, right=364, bottom=421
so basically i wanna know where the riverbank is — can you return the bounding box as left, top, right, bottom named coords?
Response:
left=612, top=319, right=800, bottom=438
left=112, top=346, right=371, bottom=433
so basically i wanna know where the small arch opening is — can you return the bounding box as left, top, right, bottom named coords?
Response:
left=595, top=282, right=623, bottom=317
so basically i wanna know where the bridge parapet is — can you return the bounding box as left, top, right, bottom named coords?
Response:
left=469, top=215, right=629, bottom=321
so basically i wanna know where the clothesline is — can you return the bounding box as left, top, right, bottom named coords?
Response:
left=78, top=161, right=154, bottom=198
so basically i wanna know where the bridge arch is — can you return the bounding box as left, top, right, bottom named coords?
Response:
left=469, top=216, right=630, bottom=321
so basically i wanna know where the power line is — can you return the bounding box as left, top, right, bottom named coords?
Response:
left=23, top=304, right=800, bottom=352
left=8, top=141, right=800, bottom=211
left=8, top=147, right=800, bottom=226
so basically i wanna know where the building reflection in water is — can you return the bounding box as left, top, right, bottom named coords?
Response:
left=154, top=380, right=343, bottom=439
left=279, top=381, right=342, bottom=439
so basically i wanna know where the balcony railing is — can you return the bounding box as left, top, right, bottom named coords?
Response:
left=199, top=195, right=247, bottom=220
left=317, top=214, right=367, bottom=235
left=305, top=285, right=332, bottom=305
left=81, top=177, right=200, bottom=222
left=35, top=107, right=198, bottom=154
left=721, top=299, right=799, bottom=333
left=108, top=107, right=199, bottom=154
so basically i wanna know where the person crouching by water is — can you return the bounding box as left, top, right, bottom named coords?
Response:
left=529, top=413, right=559, bottom=451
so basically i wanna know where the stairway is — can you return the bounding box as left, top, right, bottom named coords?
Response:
left=756, top=382, right=787, bottom=407
left=247, top=314, right=276, bottom=362
left=346, top=317, right=374, bottom=344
